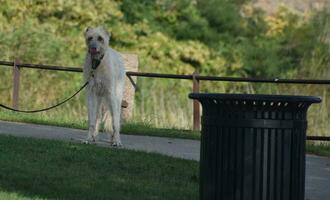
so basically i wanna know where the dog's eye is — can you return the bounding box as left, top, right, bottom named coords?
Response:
left=97, top=36, right=104, bottom=42
left=87, top=37, right=92, bottom=42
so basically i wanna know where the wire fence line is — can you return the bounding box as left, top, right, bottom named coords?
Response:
left=1, top=60, right=330, bottom=84
left=0, top=60, right=329, bottom=141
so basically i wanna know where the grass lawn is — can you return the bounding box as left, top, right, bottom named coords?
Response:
left=0, top=135, right=199, bottom=200
left=0, top=111, right=200, bottom=140
left=306, top=143, right=330, bottom=158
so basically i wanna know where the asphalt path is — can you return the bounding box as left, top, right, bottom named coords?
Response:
left=0, top=120, right=329, bottom=200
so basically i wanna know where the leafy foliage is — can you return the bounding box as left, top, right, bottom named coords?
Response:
left=0, top=0, right=328, bottom=131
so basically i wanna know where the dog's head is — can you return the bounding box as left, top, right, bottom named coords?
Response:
left=84, top=26, right=110, bottom=62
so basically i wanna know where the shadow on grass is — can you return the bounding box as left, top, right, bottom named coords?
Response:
left=0, top=135, right=199, bottom=200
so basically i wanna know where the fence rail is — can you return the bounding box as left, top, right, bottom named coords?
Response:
left=126, top=71, right=330, bottom=84
left=1, top=61, right=330, bottom=84
left=0, top=60, right=82, bottom=72
left=0, top=60, right=329, bottom=141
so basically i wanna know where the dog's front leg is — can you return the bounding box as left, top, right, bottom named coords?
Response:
left=85, top=90, right=101, bottom=143
left=107, top=94, right=122, bottom=146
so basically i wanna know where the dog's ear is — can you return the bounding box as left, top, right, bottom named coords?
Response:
left=84, top=27, right=91, bottom=37
left=99, top=26, right=111, bottom=38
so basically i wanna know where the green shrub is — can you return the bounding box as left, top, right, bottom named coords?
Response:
left=0, top=0, right=328, bottom=132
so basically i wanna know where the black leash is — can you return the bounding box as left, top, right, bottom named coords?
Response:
left=0, top=55, right=137, bottom=113
left=0, top=81, right=89, bottom=113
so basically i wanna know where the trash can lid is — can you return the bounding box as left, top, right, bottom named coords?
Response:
left=189, top=93, right=321, bottom=103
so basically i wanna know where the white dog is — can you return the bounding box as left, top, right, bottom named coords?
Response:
left=83, top=26, right=125, bottom=146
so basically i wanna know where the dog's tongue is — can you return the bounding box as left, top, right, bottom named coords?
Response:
left=89, top=48, right=98, bottom=55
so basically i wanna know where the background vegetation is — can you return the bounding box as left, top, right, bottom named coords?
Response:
left=0, top=0, right=329, bottom=137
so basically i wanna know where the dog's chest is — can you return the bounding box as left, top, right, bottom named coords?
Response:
left=89, top=75, right=109, bottom=96
left=86, top=60, right=115, bottom=96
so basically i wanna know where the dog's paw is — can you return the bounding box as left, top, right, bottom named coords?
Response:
left=83, top=138, right=96, bottom=144
left=111, top=141, right=122, bottom=147
left=83, top=140, right=90, bottom=144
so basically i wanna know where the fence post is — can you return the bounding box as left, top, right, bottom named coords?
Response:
left=121, top=53, right=139, bottom=121
left=12, top=60, right=20, bottom=109
left=192, top=71, right=200, bottom=131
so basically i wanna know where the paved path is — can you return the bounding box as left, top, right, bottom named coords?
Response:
left=0, top=120, right=329, bottom=200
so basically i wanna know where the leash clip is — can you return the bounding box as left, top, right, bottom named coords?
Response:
left=90, top=70, right=95, bottom=78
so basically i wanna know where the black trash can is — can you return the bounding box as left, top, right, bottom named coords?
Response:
left=189, top=93, right=321, bottom=200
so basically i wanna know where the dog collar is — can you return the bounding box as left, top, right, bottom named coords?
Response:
left=91, top=54, right=104, bottom=70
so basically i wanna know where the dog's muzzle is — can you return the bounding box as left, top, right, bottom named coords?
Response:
left=89, top=47, right=98, bottom=55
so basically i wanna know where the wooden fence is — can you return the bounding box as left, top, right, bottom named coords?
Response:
left=0, top=60, right=330, bottom=141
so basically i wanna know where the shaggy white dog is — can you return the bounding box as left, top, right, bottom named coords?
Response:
left=83, top=26, right=125, bottom=146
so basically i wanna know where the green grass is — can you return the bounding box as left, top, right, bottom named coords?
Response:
left=306, top=143, right=330, bottom=158
left=0, top=111, right=200, bottom=140
left=0, top=191, right=44, bottom=200
left=0, top=111, right=87, bottom=130
left=122, top=122, right=200, bottom=140
left=0, top=135, right=199, bottom=200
